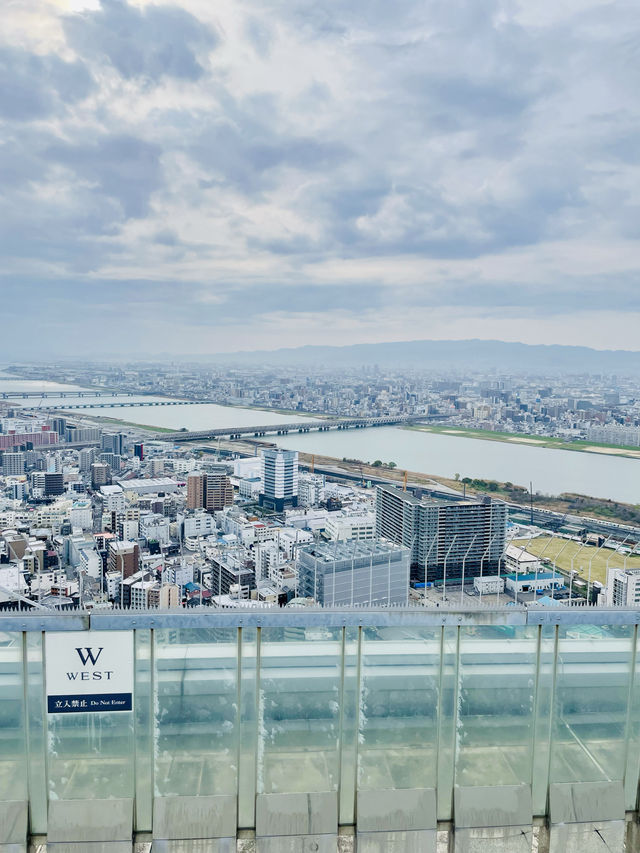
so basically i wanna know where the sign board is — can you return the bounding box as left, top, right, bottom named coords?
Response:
left=45, top=630, right=134, bottom=714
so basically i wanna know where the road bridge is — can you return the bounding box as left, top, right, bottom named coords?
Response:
left=162, top=414, right=440, bottom=442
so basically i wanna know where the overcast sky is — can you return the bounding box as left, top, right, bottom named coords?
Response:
left=2, top=0, right=640, bottom=356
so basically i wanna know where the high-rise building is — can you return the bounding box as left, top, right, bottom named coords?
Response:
left=108, top=540, right=140, bottom=579
left=78, top=447, right=95, bottom=473
left=66, top=427, right=102, bottom=444
left=2, top=451, right=25, bottom=476
left=205, top=469, right=234, bottom=512
left=101, top=433, right=126, bottom=455
left=187, top=470, right=233, bottom=512
left=50, top=417, right=66, bottom=437
left=91, top=461, right=110, bottom=489
left=32, top=471, right=64, bottom=496
left=187, top=472, right=205, bottom=510
left=297, top=539, right=410, bottom=606
left=100, top=452, right=122, bottom=472
left=259, top=449, right=298, bottom=511
left=375, top=485, right=506, bottom=583
left=134, top=443, right=144, bottom=461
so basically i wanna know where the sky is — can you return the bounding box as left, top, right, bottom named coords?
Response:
left=2, top=0, right=640, bottom=356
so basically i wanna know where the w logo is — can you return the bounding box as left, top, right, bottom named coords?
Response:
left=75, top=647, right=104, bottom=666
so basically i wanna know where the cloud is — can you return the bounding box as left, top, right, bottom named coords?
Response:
left=46, top=134, right=163, bottom=218
left=1, top=0, right=640, bottom=355
left=63, top=0, right=217, bottom=82
left=0, top=46, right=94, bottom=120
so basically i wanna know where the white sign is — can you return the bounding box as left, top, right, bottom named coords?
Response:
left=46, top=630, right=134, bottom=714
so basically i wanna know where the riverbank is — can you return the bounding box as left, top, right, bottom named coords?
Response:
left=405, top=423, right=640, bottom=460
left=293, top=450, right=640, bottom=529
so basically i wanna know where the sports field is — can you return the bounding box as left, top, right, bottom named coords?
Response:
left=512, top=537, right=640, bottom=586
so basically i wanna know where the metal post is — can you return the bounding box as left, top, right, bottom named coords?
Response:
left=442, top=535, right=457, bottom=604
left=460, top=535, right=477, bottom=605
left=423, top=534, right=437, bottom=607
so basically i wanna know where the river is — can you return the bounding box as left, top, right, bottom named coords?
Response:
left=1, top=372, right=638, bottom=504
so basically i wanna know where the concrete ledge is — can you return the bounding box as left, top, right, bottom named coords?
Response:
left=357, top=829, right=436, bottom=852
left=153, top=796, right=237, bottom=840
left=356, top=789, right=436, bottom=832
left=255, top=793, right=337, bottom=837
left=454, top=785, right=532, bottom=829
left=255, top=834, right=337, bottom=853
left=46, top=843, right=133, bottom=853
left=47, top=799, right=133, bottom=843
left=453, top=825, right=533, bottom=853
left=548, top=820, right=625, bottom=853
left=0, top=801, right=27, bottom=844
left=549, top=782, right=624, bottom=824
left=150, top=840, right=236, bottom=852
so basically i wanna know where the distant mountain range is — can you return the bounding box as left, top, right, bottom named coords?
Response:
left=215, top=339, right=640, bottom=373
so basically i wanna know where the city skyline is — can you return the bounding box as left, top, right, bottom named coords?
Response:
left=2, top=0, right=640, bottom=356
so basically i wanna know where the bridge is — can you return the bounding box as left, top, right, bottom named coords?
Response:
left=162, top=413, right=436, bottom=441
left=21, top=400, right=207, bottom=411
left=1, top=390, right=139, bottom=399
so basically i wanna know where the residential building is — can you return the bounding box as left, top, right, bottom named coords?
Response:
left=91, top=462, right=110, bottom=489
left=108, top=540, right=139, bottom=579
left=605, top=567, right=640, bottom=607
left=78, top=448, right=95, bottom=473
left=139, top=513, right=170, bottom=545
left=187, top=470, right=233, bottom=512
left=69, top=500, right=93, bottom=530
left=2, top=452, right=25, bottom=476
left=298, top=474, right=325, bottom=507
left=101, top=432, right=125, bottom=455
left=375, top=485, right=506, bottom=583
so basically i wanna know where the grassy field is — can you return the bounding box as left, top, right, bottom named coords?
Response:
left=406, top=424, right=640, bottom=459
left=512, top=536, right=640, bottom=586
left=63, top=413, right=177, bottom=433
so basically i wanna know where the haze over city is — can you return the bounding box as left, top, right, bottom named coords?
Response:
left=3, top=0, right=640, bottom=356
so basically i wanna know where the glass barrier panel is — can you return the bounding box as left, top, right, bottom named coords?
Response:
left=0, top=632, right=26, bottom=803
left=456, top=625, right=538, bottom=787
left=551, top=624, right=634, bottom=784
left=257, top=626, right=342, bottom=794
left=359, top=625, right=441, bottom=792
left=154, top=627, right=238, bottom=797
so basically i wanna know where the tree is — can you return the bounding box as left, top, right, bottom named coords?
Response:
left=372, top=460, right=383, bottom=467
left=388, top=462, right=397, bottom=468
left=454, top=473, right=460, bottom=481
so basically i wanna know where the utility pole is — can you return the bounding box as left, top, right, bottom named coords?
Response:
left=530, top=481, right=534, bottom=525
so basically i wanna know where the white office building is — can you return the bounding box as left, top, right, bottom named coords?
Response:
left=180, top=510, right=216, bottom=539
left=259, top=449, right=298, bottom=511
left=325, top=513, right=376, bottom=542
